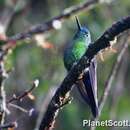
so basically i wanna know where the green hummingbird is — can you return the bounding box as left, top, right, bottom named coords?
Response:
left=63, top=17, right=98, bottom=117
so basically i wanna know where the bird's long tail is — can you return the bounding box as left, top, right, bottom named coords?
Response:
left=83, top=71, right=98, bottom=117
left=77, top=60, right=98, bottom=118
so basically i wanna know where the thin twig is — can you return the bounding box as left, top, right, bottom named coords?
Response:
left=109, top=57, right=127, bottom=120
left=8, top=103, right=34, bottom=116
left=6, top=0, right=99, bottom=42
left=8, top=103, right=29, bottom=113
left=99, top=40, right=129, bottom=112
left=0, top=61, right=8, bottom=125
left=39, top=16, right=130, bottom=130
left=7, top=79, right=39, bottom=104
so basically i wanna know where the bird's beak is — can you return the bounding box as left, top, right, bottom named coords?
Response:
left=75, top=16, right=81, bottom=30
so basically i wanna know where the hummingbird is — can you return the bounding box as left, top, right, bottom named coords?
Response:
left=63, top=16, right=98, bottom=117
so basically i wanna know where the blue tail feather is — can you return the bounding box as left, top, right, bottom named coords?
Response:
left=83, top=71, right=98, bottom=117
left=76, top=80, right=90, bottom=105
left=76, top=60, right=98, bottom=117
left=83, top=59, right=98, bottom=117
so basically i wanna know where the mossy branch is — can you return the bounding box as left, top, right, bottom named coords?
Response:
left=39, top=16, right=130, bottom=130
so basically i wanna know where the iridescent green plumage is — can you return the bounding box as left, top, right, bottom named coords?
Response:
left=64, top=39, right=89, bottom=70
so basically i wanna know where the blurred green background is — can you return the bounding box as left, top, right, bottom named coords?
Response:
left=0, top=0, right=130, bottom=130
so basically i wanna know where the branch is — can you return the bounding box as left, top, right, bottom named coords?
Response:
left=0, top=0, right=38, bottom=126
left=90, top=36, right=129, bottom=130
left=99, top=40, right=129, bottom=112
left=38, top=16, right=130, bottom=130
left=0, top=60, right=8, bottom=125
left=6, top=0, right=99, bottom=42
left=7, top=79, right=39, bottom=104
left=0, top=0, right=25, bottom=124
left=109, top=50, right=129, bottom=120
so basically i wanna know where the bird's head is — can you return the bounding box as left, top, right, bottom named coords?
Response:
left=75, top=16, right=91, bottom=43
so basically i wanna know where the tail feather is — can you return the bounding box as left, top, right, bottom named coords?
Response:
left=76, top=59, right=98, bottom=117
left=83, top=60, right=98, bottom=118
left=83, top=72, right=98, bottom=117
left=76, top=80, right=90, bottom=105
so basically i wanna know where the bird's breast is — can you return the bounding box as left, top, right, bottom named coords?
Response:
left=64, top=40, right=87, bottom=71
